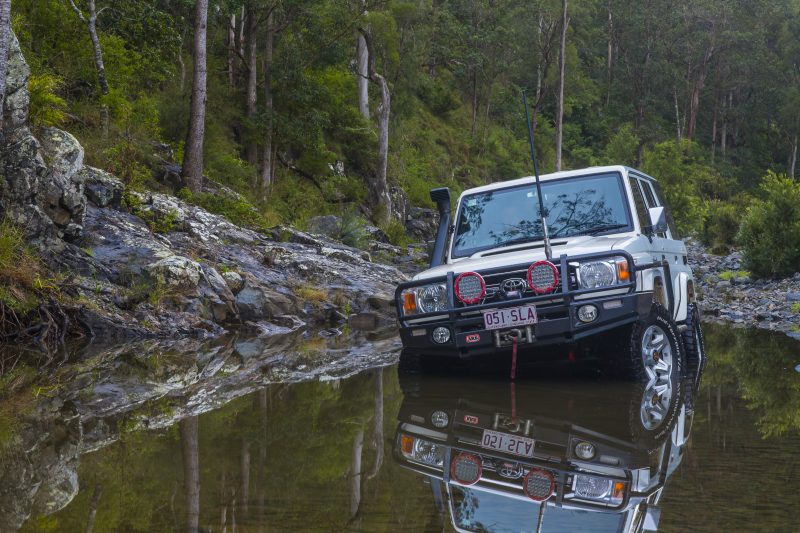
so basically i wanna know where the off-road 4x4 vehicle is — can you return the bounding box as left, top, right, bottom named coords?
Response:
left=396, top=166, right=705, bottom=377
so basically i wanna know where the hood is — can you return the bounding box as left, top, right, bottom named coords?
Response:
left=413, top=234, right=636, bottom=281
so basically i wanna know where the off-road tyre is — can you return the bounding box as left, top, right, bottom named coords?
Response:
left=625, top=303, right=685, bottom=448
left=682, top=302, right=706, bottom=393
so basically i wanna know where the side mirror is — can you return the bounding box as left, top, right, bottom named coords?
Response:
left=646, top=206, right=668, bottom=235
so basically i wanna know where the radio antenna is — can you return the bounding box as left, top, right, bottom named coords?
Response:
left=522, top=89, right=553, bottom=261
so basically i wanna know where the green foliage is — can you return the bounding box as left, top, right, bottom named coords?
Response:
left=27, top=73, right=67, bottom=129
left=337, top=211, right=370, bottom=249
left=791, top=302, right=800, bottom=313
left=700, top=198, right=749, bottom=254
left=0, top=220, right=49, bottom=314
left=718, top=270, right=750, bottom=281
left=381, top=219, right=411, bottom=247
left=738, top=171, right=800, bottom=278
left=602, top=124, right=640, bottom=166
left=177, top=188, right=277, bottom=230
left=641, top=140, right=722, bottom=235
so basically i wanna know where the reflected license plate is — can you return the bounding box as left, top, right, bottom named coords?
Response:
left=480, top=429, right=535, bottom=458
left=483, top=305, right=537, bottom=331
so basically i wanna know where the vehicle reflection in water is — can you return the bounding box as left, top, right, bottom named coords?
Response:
left=393, top=357, right=702, bottom=533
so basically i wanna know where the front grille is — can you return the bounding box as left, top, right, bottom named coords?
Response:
left=455, top=268, right=567, bottom=308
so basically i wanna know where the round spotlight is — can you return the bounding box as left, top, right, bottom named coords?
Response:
left=574, top=441, right=596, bottom=460
left=523, top=468, right=555, bottom=501
left=430, top=410, right=449, bottom=428
left=432, top=327, right=451, bottom=344
left=451, top=453, right=482, bottom=485
left=454, top=272, right=486, bottom=304
left=577, top=305, right=598, bottom=323
left=527, top=261, right=560, bottom=294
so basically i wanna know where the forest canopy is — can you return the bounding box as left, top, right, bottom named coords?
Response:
left=10, top=0, right=800, bottom=253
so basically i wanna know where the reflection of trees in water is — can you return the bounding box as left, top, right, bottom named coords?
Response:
left=703, top=324, right=800, bottom=437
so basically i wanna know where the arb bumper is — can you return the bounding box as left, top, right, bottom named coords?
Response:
left=397, top=251, right=667, bottom=357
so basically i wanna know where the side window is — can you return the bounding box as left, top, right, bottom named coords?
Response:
left=628, top=177, right=649, bottom=232
left=639, top=179, right=657, bottom=208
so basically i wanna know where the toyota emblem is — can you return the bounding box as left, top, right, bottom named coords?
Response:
left=501, top=278, right=527, bottom=295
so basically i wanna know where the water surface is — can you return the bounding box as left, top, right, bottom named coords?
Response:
left=18, top=324, right=800, bottom=532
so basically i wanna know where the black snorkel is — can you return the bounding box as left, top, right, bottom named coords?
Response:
left=522, top=89, right=553, bottom=261
left=428, top=187, right=452, bottom=268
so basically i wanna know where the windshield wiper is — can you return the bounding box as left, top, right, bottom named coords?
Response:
left=497, top=236, right=544, bottom=248
left=579, top=223, right=629, bottom=236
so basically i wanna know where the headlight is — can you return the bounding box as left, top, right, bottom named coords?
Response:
left=400, top=283, right=448, bottom=315
left=570, top=474, right=625, bottom=506
left=399, top=435, right=445, bottom=468
left=576, top=257, right=630, bottom=289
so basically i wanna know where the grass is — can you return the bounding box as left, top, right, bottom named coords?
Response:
left=295, top=285, right=329, bottom=307
left=127, top=278, right=177, bottom=309
left=719, top=270, right=750, bottom=281
left=792, top=303, right=800, bottom=314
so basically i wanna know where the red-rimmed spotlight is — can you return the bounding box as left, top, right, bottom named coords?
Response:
left=523, top=468, right=555, bottom=501
left=454, top=272, right=486, bottom=304
left=527, top=261, right=560, bottom=294
left=450, top=452, right=482, bottom=485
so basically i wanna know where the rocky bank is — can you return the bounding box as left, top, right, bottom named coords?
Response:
left=0, top=31, right=410, bottom=347
left=689, top=241, right=800, bottom=339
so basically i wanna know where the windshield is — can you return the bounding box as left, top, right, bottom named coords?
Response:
left=450, top=486, right=624, bottom=533
left=452, top=172, right=632, bottom=258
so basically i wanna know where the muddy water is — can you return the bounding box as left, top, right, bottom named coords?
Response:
left=15, top=324, right=800, bottom=532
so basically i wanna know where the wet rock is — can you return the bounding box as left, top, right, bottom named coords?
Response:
left=307, top=215, right=342, bottom=238
left=81, top=166, right=124, bottom=208
left=406, top=206, right=439, bottom=241
left=221, top=271, right=244, bottom=293
left=146, top=256, right=202, bottom=289
left=235, top=282, right=295, bottom=321
left=349, top=312, right=379, bottom=330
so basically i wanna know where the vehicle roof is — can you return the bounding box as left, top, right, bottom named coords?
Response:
left=458, top=165, right=655, bottom=198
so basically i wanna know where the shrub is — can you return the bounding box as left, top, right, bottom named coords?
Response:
left=737, top=171, right=800, bottom=278
left=28, top=73, right=67, bottom=129
left=700, top=199, right=746, bottom=254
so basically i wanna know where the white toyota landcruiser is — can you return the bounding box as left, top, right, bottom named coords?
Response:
left=396, top=165, right=705, bottom=378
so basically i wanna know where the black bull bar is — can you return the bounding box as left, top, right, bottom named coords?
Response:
left=395, top=251, right=674, bottom=354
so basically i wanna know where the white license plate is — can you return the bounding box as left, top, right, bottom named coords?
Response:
left=483, top=305, right=537, bottom=330
left=480, top=429, right=535, bottom=458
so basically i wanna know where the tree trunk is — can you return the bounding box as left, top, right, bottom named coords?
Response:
left=360, top=29, right=392, bottom=223
left=68, top=0, right=109, bottom=137
left=245, top=6, right=258, bottom=165
left=180, top=416, right=200, bottom=533
left=366, top=369, right=384, bottom=480
left=674, top=85, right=682, bottom=144
left=228, top=14, right=236, bottom=87
left=357, top=32, right=369, bottom=119
left=605, top=0, right=613, bottom=107
left=555, top=0, right=569, bottom=171
left=182, top=0, right=208, bottom=193
left=178, top=34, right=186, bottom=93
left=240, top=441, right=250, bottom=516
left=0, top=0, right=12, bottom=132
left=374, top=73, right=391, bottom=221
left=84, top=484, right=102, bottom=533
left=260, top=10, right=275, bottom=192
left=349, top=427, right=364, bottom=518
left=790, top=133, right=797, bottom=179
